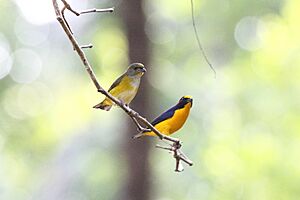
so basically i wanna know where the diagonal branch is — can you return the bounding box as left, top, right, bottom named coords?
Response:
left=52, top=0, right=193, bottom=171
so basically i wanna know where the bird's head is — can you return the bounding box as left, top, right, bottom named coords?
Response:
left=178, top=95, right=193, bottom=107
left=126, top=63, right=147, bottom=77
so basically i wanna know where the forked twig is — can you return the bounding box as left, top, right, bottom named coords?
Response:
left=52, top=0, right=193, bottom=171
left=60, top=0, right=113, bottom=34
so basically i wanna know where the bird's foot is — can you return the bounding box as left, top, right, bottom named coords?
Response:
left=172, top=141, right=182, bottom=150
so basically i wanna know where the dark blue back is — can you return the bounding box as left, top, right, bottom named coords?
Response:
left=151, top=101, right=186, bottom=126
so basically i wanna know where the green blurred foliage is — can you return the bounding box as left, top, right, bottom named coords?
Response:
left=0, top=0, right=300, bottom=199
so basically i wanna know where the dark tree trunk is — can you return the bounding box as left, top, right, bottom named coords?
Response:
left=120, top=0, right=152, bottom=200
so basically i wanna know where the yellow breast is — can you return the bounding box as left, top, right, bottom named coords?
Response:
left=110, top=76, right=140, bottom=104
left=145, top=102, right=192, bottom=136
left=167, top=103, right=191, bottom=134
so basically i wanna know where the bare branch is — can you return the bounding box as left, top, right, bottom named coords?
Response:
left=52, top=0, right=193, bottom=172
left=156, top=144, right=173, bottom=151
left=61, top=6, right=74, bottom=34
left=174, top=152, right=184, bottom=172
left=80, top=7, right=114, bottom=15
left=130, top=116, right=149, bottom=132
left=80, top=44, right=93, bottom=49
left=177, top=149, right=193, bottom=166
left=156, top=141, right=193, bottom=171
left=61, top=0, right=80, bottom=16
left=60, top=1, right=113, bottom=34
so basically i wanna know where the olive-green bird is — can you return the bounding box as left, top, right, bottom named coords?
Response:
left=93, top=63, right=146, bottom=111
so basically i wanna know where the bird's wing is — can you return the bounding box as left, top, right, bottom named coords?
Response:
left=108, top=74, right=125, bottom=92
left=151, top=105, right=177, bottom=126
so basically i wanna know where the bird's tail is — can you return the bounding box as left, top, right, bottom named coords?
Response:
left=93, top=99, right=112, bottom=111
left=132, top=132, right=144, bottom=139
left=132, top=130, right=151, bottom=139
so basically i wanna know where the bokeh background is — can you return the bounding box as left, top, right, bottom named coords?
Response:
left=1, top=0, right=300, bottom=199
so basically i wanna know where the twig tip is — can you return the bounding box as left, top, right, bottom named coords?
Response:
left=80, top=44, right=93, bottom=49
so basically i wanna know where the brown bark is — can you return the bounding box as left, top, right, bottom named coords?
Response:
left=121, top=0, right=152, bottom=200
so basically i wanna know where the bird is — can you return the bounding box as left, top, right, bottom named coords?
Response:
left=133, top=96, right=193, bottom=139
left=93, top=63, right=146, bottom=111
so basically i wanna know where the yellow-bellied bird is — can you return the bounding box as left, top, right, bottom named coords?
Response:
left=133, top=96, right=193, bottom=138
left=93, top=63, right=146, bottom=111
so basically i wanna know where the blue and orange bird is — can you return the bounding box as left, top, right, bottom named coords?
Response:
left=93, top=63, right=146, bottom=111
left=133, top=96, right=193, bottom=139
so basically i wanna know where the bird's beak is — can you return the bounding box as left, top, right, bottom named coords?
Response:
left=141, top=67, right=147, bottom=73
left=188, top=98, right=193, bottom=107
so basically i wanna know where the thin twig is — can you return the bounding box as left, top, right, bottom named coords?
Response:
left=52, top=0, right=193, bottom=171
left=80, top=44, right=93, bottom=49
left=156, top=140, right=193, bottom=170
left=61, top=6, right=73, bottom=34
left=155, top=144, right=173, bottom=151
left=174, top=151, right=184, bottom=172
left=60, top=0, right=113, bottom=34
left=177, top=149, right=193, bottom=166
left=61, top=0, right=80, bottom=16
left=190, top=0, right=216, bottom=78
left=80, top=7, right=114, bottom=14
left=130, top=116, right=146, bottom=132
